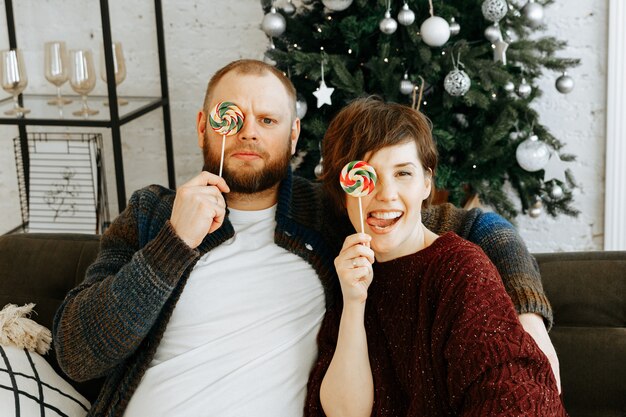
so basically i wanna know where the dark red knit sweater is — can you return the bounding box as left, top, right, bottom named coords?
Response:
left=305, top=232, right=566, bottom=416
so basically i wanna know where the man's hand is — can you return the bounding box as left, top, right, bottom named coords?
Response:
left=170, top=171, right=230, bottom=249
left=518, top=312, right=561, bottom=393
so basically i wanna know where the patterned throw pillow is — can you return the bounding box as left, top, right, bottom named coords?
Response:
left=0, top=344, right=90, bottom=417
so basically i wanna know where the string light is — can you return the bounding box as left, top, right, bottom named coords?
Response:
left=441, top=51, right=446, bottom=55
left=384, top=58, right=389, bottom=62
left=317, top=27, right=322, bottom=32
left=348, top=48, right=352, bottom=54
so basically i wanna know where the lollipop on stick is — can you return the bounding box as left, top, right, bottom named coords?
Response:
left=340, top=160, right=378, bottom=234
left=209, top=101, right=244, bottom=176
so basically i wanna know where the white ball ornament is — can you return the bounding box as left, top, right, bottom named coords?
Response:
left=481, top=0, right=508, bottom=23
left=322, top=0, right=353, bottom=12
left=522, top=0, right=544, bottom=28
left=550, top=184, right=564, bottom=199
left=397, top=3, right=416, bottom=26
left=504, top=81, right=515, bottom=92
left=420, top=16, right=450, bottom=47
left=379, top=11, right=398, bottom=35
left=529, top=199, right=543, bottom=218
left=444, top=69, right=471, bottom=97
left=516, top=135, right=550, bottom=172
left=555, top=73, right=575, bottom=94
left=261, top=7, right=286, bottom=37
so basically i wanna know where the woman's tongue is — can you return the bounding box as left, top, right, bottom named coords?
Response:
left=366, top=212, right=401, bottom=228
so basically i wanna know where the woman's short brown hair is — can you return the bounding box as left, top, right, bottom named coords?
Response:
left=321, top=96, right=438, bottom=215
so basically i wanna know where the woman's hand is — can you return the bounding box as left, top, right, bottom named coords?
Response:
left=334, top=233, right=375, bottom=305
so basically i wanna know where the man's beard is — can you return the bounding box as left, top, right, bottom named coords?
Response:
left=202, top=131, right=292, bottom=194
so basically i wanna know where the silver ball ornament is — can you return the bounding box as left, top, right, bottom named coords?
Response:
left=444, top=69, right=471, bottom=97
left=379, top=11, right=398, bottom=35
left=555, top=73, right=575, bottom=94
left=550, top=184, right=564, bottom=199
left=296, top=95, right=308, bottom=119
left=529, top=199, right=543, bottom=218
left=522, top=1, right=544, bottom=28
left=449, top=17, right=460, bottom=36
left=314, top=158, right=324, bottom=178
left=516, top=135, right=550, bottom=172
left=504, top=81, right=515, bottom=92
left=261, top=7, right=286, bottom=38
left=321, top=0, right=353, bottom=11
left=282, top=0, right=296, bottom=16
left=420, top=16, right=451, bottom=47
left=517, top=78, right=532, bottom=98
left=481, top=0, right=508, bottom=23
left=399, top=73, right=414, bottom=95
left=397, top=3, right=416, bottom=26
left=484, top=23, right=502, bottom=42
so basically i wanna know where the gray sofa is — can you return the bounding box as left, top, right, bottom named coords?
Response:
left=0, top=232, right=624, bottom=416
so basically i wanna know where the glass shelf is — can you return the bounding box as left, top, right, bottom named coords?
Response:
left=0, top=94, right=167, bottom=127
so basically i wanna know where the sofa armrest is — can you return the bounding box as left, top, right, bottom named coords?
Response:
left=0, top=232, right=103, bottom=402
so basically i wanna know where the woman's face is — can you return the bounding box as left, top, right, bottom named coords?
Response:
left=345, top=141, right=432, bottom=262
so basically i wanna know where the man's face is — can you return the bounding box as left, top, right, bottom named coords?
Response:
left=198, top=71, right=299, bottom=194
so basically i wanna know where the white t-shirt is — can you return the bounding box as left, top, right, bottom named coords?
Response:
left=124, top=205, right=326, bottom=417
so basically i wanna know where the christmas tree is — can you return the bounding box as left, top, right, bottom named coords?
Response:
left=260, top=0, right=580, bottom=219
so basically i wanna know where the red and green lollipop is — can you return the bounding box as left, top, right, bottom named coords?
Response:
left=340, top=160, right=378, bottom=233
left=210, top=101, right=244, bottom=176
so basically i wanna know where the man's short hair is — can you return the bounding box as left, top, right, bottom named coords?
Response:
left=203, top=59, right=297, bottom=117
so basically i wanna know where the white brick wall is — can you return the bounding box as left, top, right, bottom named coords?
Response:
left=0, top=0, right=607, bottom=252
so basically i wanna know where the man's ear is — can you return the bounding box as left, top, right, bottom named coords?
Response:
left=290, top=117, right=301, bottom=155
left=197, top=111, right=207, bottom=149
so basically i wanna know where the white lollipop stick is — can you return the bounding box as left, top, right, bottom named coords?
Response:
left=219, top=134, right=226, bottom=177
left=358, top=196, right=365, bottom=234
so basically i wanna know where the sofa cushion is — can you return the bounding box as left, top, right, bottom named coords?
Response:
left=0, top=344, right=90, bottom=416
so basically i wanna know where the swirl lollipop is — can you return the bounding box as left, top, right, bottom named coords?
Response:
left=340, top=160, right=378, bottom=233
left=210, top=101, right=244, bottom=176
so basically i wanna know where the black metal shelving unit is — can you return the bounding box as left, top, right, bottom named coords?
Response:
left=1, top=0, right=175, bottom=215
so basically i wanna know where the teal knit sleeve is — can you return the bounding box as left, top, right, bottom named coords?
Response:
left=466, top=211, right=553, bottom=329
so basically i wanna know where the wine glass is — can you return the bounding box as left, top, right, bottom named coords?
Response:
left=1, top=49, right=30, bottom=116
left=100, top=41, right=128, bottom=105
left=69, top=49, right=98, bottom=117
left=44, top=41, right=72, bottom=105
